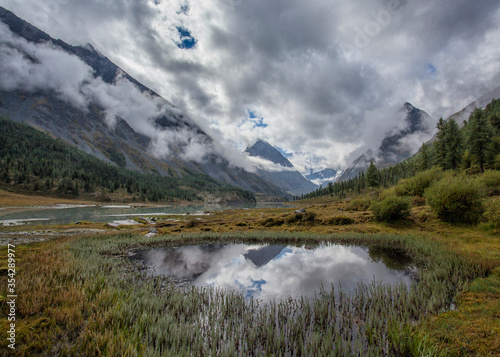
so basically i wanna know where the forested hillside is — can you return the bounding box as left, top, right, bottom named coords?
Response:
left=0, top=118, right=256, bottom=203
left=299, top=98, right=500, bottom=200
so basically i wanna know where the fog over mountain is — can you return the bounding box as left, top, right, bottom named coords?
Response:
left=1, top=0, right=499, bottom=173
left=338, top=103, right=434, bottom=181
left=245, top=140, right=318, bottom=196
left=0, top=8, right=289, bottom=196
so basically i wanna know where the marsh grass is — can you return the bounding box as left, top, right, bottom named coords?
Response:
left=1, top=231, right=491, bottom=356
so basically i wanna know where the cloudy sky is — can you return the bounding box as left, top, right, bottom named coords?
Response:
left=1, top=0, right=500, bottom=172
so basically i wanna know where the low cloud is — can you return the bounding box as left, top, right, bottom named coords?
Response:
left=246, top=155, right=298, bottom=173
left=0, top=22, right=246, bottom=167
left=2, top=0, right=500, bottom=171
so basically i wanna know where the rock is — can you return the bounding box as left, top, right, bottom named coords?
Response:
left=294, top=208, right=306, bottom=214
left=145, top=228, right=158, bottom=237
left=106, top=219, right=138, bottom=228
left=134, top=217, right=149, bottom=225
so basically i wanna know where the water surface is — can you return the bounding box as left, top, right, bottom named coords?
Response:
left=133, top=243, right=414, bottom=301
left=0, top=202, right=284, bottom=226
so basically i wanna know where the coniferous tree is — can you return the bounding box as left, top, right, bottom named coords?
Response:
left=418, top=143, right=430, bottom=171
left=467, top=108, right=493, bottom=172
left=366, top=162, right=380, bottom=188
left=434, top=118, right=447, bottom=169
left=444, top=119, right=463, bottom=170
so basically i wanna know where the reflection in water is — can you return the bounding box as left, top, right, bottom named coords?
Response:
left=133, top=244, right=414, bottom=301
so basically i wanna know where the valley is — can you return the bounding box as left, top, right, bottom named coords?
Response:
left=1, top=3, right=500, bottom=357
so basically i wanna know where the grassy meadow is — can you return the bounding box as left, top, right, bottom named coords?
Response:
left=1, top=182, right=499, bottom=356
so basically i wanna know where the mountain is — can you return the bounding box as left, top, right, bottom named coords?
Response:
left=0, top=118, right=256, bottom=203
left=245, top=140, right=294, bottom=168
left=447, top=87, right=500, bottom=125
left=338, top=103, right=434, bottom=181
left=0, top=7, right=287, bottom=198
left=305, top=168, right=342, bottom=186
left=422, top=86, right=500, bottom=147
left=245, top=140, right=318, bottom=196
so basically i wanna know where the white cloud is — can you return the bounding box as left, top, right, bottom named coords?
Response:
left=0, top=22, right=223, bottom=165
left=2, top=0, right=500, bottom=170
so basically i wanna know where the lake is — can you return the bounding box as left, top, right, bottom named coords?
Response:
left=0, top=202, right=284, bottom=226
left=132, top=243, right=415, bottom=302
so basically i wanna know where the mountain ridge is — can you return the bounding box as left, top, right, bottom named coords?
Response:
left=245, top=140, right=318, bottom=196
left=0, top=6, right=288, bottom=198
left=305, top=168, right=342, bottom=186
left=338, top=103, right=434, bottom=182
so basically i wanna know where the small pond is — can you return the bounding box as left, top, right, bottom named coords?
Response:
left=132, top=243, right=415, bottom=301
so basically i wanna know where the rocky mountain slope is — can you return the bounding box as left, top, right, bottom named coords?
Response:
left=0, top=7, right=286, bottom=197
left=447, top=87, right=500, bottom=125
left=245, top=140, right=318, bottom=196
left=338, top=103, right=434, bottom=181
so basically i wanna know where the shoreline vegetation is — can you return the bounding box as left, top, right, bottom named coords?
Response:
left=1, top=186, right=499, bottom=356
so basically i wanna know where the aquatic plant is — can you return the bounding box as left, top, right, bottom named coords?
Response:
left=0, top=231, right=492, bottom=355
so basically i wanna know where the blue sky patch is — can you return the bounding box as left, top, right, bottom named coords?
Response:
left=176, top=26, right=197, bottom=49
left=248, top=110, right=268, bottom=128
left=425, top=63, right=437, bottom=78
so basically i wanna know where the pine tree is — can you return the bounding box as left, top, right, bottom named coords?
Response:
left=418, top=143, right=430, bottom=171
left=444, top=119, right=463, bottom=169
left=434, top=118, right=447, bottom=169
left=366, top=161, right=380, bottom=188
left=467, top=108, right=493, bottom=172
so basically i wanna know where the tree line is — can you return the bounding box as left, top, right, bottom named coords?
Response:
left=297, top=98, right=500, bottom=200
left=0, top=118, right=256, bottom=203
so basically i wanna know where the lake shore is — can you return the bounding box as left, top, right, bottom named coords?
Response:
left=0, top=193, right=499, bottom=355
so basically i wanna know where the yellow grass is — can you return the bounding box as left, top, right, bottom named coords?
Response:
left=0, top=190, right=98, bottom=207
left=1, top=192, right=499, bottom=356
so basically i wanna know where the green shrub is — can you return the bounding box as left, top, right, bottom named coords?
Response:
left=424, top=174, right=485, bottom=224
left=411, top=196, right=426, bottom=207
left=328, top=216, right=355, bottom=225
left=302, top=211, right=317, bottom=224
left=476, top=170, right=500, bottom=196
left=184, top=218, right=200, bottom=228
left=346, top=198, right=372, bottom=211
left=484, top=199, right=500, bottom=228
left=285, top=212, right=316, bottom=225
left=285, top=213, right=301, bottom=224
left=260, top=217, right=284, bottom=227
left=394, top=168, right=443, bottom=197
left=370, top=196, right=411, bottom=222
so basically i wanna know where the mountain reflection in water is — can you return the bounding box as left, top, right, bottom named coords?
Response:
left=133, top=244, right=414, bottom=301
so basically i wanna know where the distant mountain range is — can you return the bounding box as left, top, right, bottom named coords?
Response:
left=3, top=6, right=492, bottom=199
left=245, top=140, right=318, bottom=196
left=0, top=7, right=287, bottom=198
left=305, top=168, right=342, bottom=186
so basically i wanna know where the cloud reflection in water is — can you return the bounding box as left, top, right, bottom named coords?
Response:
left=134, top=243, right=413, bottom=301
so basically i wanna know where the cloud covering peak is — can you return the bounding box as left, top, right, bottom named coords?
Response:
left=2, top=0, right=500, bottom=171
